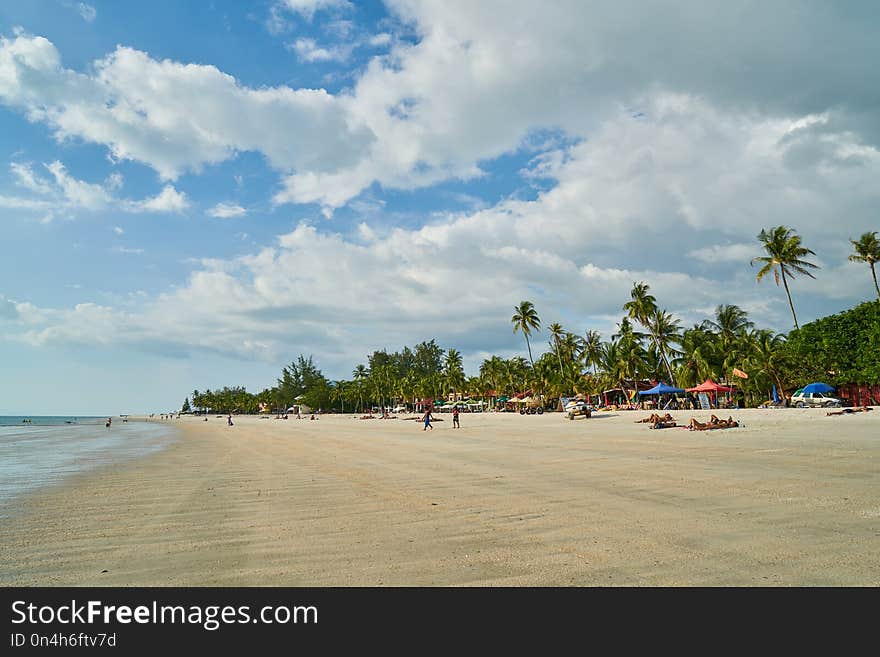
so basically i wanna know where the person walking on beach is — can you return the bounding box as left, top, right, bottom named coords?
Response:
left=227, top=414, right=234, bottom=427
left=452, top=405, right=460, bottom=429
left=422, top=408, right=433, bottom=431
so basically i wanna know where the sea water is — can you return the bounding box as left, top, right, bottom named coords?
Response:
left=0, top=417, right=176, bottom=515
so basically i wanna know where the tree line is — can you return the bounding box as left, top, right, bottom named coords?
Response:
left=181, top=226, right=880, bottom=413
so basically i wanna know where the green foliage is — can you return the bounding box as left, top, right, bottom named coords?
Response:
left=181, top=397, right=191, bottom=413
left=781, top=301, right=880, bottom=385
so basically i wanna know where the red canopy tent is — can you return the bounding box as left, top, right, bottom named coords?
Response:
left=686, top=379, right=735, bottom=393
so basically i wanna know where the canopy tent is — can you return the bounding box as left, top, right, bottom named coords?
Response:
left=803, top=382, right=835, bottom=394
left=686, top=379, right=735, bottom=393
left=508, top=397, right=528, bottom=403
left=638, top=382, right=685, bottom=395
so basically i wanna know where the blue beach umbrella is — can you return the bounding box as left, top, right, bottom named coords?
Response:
left=772, top=384, right=780, bottom=403
left=803, top=382, right=835, bottom=394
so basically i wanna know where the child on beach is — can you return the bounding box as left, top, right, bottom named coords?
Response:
left=422, top=409, right=433, bottom=431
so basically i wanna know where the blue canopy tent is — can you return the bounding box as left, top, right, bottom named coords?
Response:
left=639, top=382, right=685, bottom=395
left=639, top=382, right=685, bottom=410
left=803, top=382, right=835, bottom=394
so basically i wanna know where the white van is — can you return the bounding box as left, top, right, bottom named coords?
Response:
left=791, top=391, right=842, bottom=408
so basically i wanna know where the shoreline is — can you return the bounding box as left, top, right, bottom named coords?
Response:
left=1, top=409, right=878, bottom=586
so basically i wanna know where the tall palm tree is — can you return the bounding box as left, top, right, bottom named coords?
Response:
left=849, top=231, right=880, bottom=300
left=646, top=309, right=681, bottom=382
left=751, top=226, right=819, bottom=329
left=511, top=300, right=541, bottom=368
left=444, top=349, right=465, bottom=399
left=623, top=282, right=675, bottom=383
left=548, top=322, right=566, bottom=375
left=702, top=304, right=753, bottom=346
left=581, top=330, right=603, bottom=375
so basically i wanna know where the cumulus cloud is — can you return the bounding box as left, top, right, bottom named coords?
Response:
left=5, top=88, right=878, bottom=368
left=207, top=202, right=247, bottom=218
left=0, top=32, right=372, bottom=182
left=123, top=185, right=189, bottom=214
left=290, top=37, right=351, bottom=63
left=3, top=2, right=877, bottom=214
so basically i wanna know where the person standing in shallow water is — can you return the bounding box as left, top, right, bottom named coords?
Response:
left=452, top=406, right=460, bottom=429
left=422, top=408, right=433, bottom=431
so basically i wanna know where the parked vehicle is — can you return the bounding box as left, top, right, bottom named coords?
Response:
left=564, top=399, right=592, bottom=420
left=790, top=390, right=842, bottom=408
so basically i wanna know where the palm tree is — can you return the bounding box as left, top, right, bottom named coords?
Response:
left=511, top=300, right=541, bottom=368
left=849, top=231, right=880, bottom=300
left=646, top=309, right=681, bottom=382
left=444, top=349, right=465, bottom=399
left=751, top=226, right=819, bottom=329
left=548, top=322, right=566, bottom=376
left=623, top=282, right=675, bottom=383
left=581, top=330, right=603, bottom=375
left=702, top=304, right=753, bottom=346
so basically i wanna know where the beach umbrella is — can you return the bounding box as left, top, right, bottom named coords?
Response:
left=803, top=382, right=835, bottom=394
left=772, top=385, right=780, bottom=403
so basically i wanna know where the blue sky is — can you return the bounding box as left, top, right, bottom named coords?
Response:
left=1, top=1, right=878, bottom=414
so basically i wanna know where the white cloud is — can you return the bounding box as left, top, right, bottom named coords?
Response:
left=277, top=0, right=351, bottom=21
left=290, top=38, right=350, bottom=63
left=10, top=162, right=52, bottom=195
left=0, top=32, right=371, bottom=182
left=76, top=3, right=96, bottom=23
left=368, top=33, right=391, bottom=47
left=4, top=3, right=877, bottom=215
left=113, top=226, right=124, bottom=234
left=2, top=160, right=188, bottom=216
left=124, top=185, right=189, bottom=214
left=207, top=202, right=247, bottom=218
left=6, top=90, right=878, bottom=365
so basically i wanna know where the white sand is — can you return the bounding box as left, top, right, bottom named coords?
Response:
left=1, top=408, right=878, bottom=586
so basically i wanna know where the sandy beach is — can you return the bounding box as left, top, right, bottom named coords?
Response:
left=1, top=409, right=878, bottom=586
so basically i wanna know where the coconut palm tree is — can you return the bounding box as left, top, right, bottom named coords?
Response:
left=702, top=304, right=753, bottom=346
left=548, top=322, right=566, bottom=375
left=581, top=330, right=603, bottom=375
left=511, top=300, right=541, bottom=368
left=623, top=282, right=676, bottom=382
left=443, top=348, right=465, bottom=399
left=751, top=226, right=819, bottom=329
left=646, top=309, right=681, bottom=382
left=848, top=231, right=880, bottom=300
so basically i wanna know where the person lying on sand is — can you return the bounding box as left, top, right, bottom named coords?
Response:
left=687, top=416, right=739, bottom=431
left=827, top=406, right=873, bottom=416
left=637, top=413, right=674, bottom=424
left=650, top=419, right=677, bottom=429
